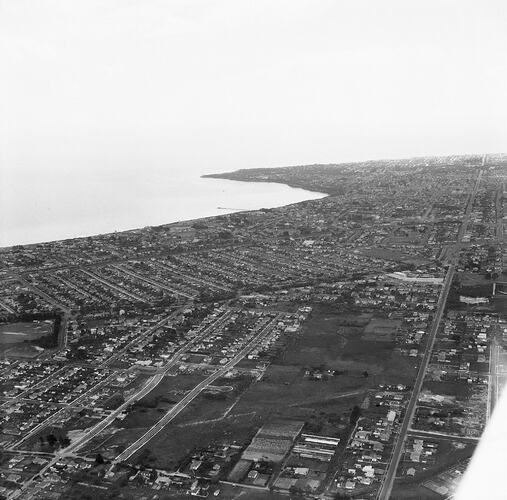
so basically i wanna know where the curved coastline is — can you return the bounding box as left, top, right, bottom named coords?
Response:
left=201, top=172, right=332, bottom=198
left=1, top=175, right=328, bottom=249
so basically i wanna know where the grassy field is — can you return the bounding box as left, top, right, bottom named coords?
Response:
left=167, top=374, right=257, bottom=426
left=137, top=411, right=261, bottom=470
left=82, top=427, right=148, bottom=460
left=0, top=320, right=53, bottom=350
left=231, top=364, right=367, bottom=420
left=120, top=373, right=208, bottom=429
left=424, top=380, right=472, bottom=399
left=280, top=304, right=418, bottom=385
left=111, top=373, right=261, bottom=469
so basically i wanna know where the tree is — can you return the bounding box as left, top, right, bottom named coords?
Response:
left=59, top=436, right=71, bottom=447
left=289, top=485, right=305, bottom=498
left=349, top=405, right=361, bottom=426
left=47, top=433, right=58, bottom=447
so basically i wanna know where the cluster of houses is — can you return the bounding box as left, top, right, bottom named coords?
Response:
left=413, top=312, right=495, bottom=438
left=331, top=386, right=411, bottom=495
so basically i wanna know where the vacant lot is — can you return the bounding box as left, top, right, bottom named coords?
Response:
left=140, top=411, right=261, bottom=470
left=82, top=427, right=147, bottom=460
left=168, top=374, right=257, bottom=426
left=121, top=373, right=207, bottom=429
left=232, top=364, right=366, bottom=418
left=363, top=318, right=401, bottom=341
left=423, top=380, right=473, bottom=399
left=280, top=304, right=418, bottom=384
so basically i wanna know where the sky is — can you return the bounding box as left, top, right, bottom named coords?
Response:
left=1, top=0, right=506, bottom=180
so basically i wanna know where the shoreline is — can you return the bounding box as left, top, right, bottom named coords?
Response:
left=201, top=172, right=332, bottom=197
left=0, top=176, right=328, bottom=251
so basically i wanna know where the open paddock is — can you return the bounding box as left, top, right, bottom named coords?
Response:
left=0, top=320, right=54, bottom=349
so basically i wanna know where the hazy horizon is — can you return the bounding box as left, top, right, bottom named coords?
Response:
left=1, top=0, right=506, bottom=245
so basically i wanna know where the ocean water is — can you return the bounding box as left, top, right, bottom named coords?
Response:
left=0, top=169, right=326, bottom=247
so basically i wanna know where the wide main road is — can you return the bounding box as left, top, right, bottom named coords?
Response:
left=376, top=264, right=455, bottom=500
left=114, top=314, right=283, bottom=463
left=377, top=165, right=483, bottom=500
